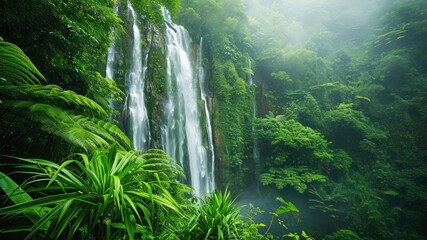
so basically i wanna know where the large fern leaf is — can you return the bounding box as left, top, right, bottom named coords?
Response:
left=73, top=115, right=132, bottom=150
left=0, top=85, right=107, bottom=118
left=1, top=100, right=109, bottom=151
left=0, top=37, right=131, bottom=152
left=0, top=38, right=45, bottom=85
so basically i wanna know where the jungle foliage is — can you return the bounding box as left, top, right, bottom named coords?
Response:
left=239, top=0, right=427, bottom=239
left=0, top=37, right=132, bottom=157
left=181, top=0, right=426, bottom=238
left=0, top=145, right=186, bottom=239
left=177, top=0, right=255, bottom=190
left=1, top=0, right=427, bottom=239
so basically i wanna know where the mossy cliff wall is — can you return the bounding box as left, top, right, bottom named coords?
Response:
left=110, top=2, right=255, bottom=192
left=108, top=1, right=167, bottom=150
left=208, top=57, right=254, bottom=191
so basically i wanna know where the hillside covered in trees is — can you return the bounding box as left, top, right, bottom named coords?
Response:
left=1, top=0, right=426, bottom=239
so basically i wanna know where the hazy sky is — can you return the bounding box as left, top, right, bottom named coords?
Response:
left=244, top=0, right=391, bottom=49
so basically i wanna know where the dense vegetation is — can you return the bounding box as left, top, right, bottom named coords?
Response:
left=1, top=0, right=426, bottom=239
left=177, top=0, right=255, bottom=190
left=178, top=0, right=427, bottom=238
left=244, top=1, right=427, bottom=239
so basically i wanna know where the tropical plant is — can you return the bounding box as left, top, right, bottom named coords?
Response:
left=272, top=197, right=314, bottom=240
left=0, top=144, right=187, bottom=239
left=194, top=189, right=244, bottom=239
left=254, top=114, right=341, bottom=193
left=260, top=167, right=327, bottom=194
left=166, top=189, right=247, bottom=240
left=256, top=197, right=314, bottom=240
left=254, top=114, right=334, bottom=167
left=0, top=37, right=45, bottom=84
left=308, top=184, right=348, bottom=219
left=0, top=37, right=131, bottom=154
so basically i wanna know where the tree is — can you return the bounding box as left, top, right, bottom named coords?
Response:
left=254, top=114, right=347, bottom=193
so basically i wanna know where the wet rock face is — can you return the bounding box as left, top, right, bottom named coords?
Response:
left=109, top=1, right=167, bottom=150
left=107, top=4, right=215, bottom=197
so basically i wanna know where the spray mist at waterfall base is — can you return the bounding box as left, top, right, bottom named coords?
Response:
left=236, top=186, right=337, bottom=238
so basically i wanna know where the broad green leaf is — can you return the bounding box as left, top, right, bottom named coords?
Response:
left=0, top=172, right=49, bottom=226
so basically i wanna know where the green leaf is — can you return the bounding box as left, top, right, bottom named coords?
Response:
left=0, top=171, right=51, bottom=228
left=0, top=38, right=131, bottom=152
left=0, top=39, right=45, bottom=85
left=274, top=197, right=299, bottom=215
left=384, top=189, right=399, bottom=196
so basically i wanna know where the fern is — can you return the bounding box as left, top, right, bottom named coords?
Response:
left=0, top=85, right=107, bottom=117
left=73, top=116, right=132, bottom=150
left=260, top=167, right=327, bottom=193
left=2, top=100, right=109, bottom=151
left=308, top=184, right=348, bottom=218
left=0, top=37, right=131, bottom=152
left=0, top=39, right=45, bottom=85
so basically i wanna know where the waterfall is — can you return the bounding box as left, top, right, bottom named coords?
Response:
left=105, top=4, right=118, bottom=105
left=105, top=37, right=116, bottom=111
left=248, top=57, right=260, bottom=194
left=198, top=37, right=215, bottom=192
left=248, top=58, right=259, bottom=161
left=161, top=8, right=214, bottom=198
left=105, top=34, right=116, bottom=80
left=248, top=58, right=253, bottom=85
left=106, top=4, right=215, bottom=198
left=248, top=57, right=258, bottom=160
left=123, top=2, right=150, bottom=150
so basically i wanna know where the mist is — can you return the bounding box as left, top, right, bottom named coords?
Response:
left=244, top=0, right=391, bottom=50
left=236, top=0, right=398, bottom=237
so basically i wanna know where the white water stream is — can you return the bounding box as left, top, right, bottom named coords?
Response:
left=107, top=4, right=215, bottom=198
left=124, top=2, right=150, bottom=150
left=198, top=37, right=215, bottom=193
left=248, top=57, right=260, bottom=194
left=105, top=4, right=118, bottom=109
left=161, top=9, right=214, bottom=198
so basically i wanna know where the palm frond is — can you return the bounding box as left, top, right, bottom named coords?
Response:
left=139, top=149, right=186, bottom=180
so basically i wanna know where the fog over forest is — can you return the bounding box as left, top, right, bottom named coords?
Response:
left=244, top=0, right=391, bottom=49
left=1, top=0, right=426, bottom=239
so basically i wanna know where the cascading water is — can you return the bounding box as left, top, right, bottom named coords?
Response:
left=105, top=34, right=116, bottom=80
left=248, top=58, right=253, bottom=86
left=248, top=58, right=258, bottom=156
left=123, top=2, right=151, bottom=150
left=105, top=4, right=118, bottom=98
left=197, top=37, right=215, bottom=192
left=161, top=8, right=214, bottom=198
left=248, top=57, right=260, bottom=194
left=106, top=4, right=215, bottom=198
